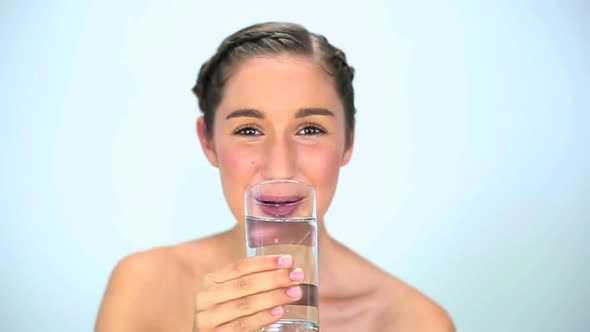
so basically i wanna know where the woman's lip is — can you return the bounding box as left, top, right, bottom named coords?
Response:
left=255, top=195, right=304, bottom=205
left=255, top=196, right=304, bottom=217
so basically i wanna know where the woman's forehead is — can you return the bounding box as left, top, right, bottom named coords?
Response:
left=217, top=54, right=342, bottom=115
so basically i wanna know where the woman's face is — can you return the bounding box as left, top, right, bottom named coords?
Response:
left=197, top=54, right=353, bottom=224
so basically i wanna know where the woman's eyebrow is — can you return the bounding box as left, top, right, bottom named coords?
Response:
left=295, top=108, right=334, bottom=118
left=225, top=109, right=265, bottom=120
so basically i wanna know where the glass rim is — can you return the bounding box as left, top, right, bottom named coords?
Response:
left=245, top=179, right=316, bottom=219
left=245, top=179, right=315, bottom=193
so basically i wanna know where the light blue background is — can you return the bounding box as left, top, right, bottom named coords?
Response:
left=2, top=0, right=588, bottom=331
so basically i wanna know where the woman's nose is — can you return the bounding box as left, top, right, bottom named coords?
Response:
left=260, top=137, right=297, bottom=180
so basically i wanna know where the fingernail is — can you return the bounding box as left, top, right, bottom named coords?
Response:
left=289, top=268, right=304, bottom=281
left=278, top=255, right=292, bottom=267
left=271, top=306, right=284, bottom=316
left=286, top=286, right=301, bottom=298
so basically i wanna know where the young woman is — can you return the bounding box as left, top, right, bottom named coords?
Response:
left=95, top=22, right=454, bottom=332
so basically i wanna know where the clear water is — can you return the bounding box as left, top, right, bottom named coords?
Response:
left=246, top=216, right=319, bottom=331
left=260, top=319, right=320, bottom=332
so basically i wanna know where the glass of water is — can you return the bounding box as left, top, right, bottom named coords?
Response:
left=245, top=179, right=319, bottom=332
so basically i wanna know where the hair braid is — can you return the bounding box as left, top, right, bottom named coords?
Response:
left=311, top=33, right=356, bottom=139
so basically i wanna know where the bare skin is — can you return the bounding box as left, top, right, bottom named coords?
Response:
left=95, top=54, right=455, bottom=331
left=96, top=224, right=453, bottom=331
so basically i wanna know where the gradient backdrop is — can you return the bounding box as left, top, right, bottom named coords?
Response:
left=1, top=0, right=589, bottom=331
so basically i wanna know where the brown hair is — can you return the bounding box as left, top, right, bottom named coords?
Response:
left=192, top=22, right=356, bottom=146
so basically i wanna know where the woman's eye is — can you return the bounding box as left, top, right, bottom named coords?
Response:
left=298, top=124, right=327, bottom=136
left=234, top=126, right=262, bottom=136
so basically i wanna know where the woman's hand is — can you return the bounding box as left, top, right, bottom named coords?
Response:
left=193, top=254, right=304, bottom=331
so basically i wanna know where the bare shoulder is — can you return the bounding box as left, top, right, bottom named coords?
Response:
left=94, top=245, right=190, bottom=331
left=95, top=236, right=223, bottom=332
left=380, top=272, right=455, bottom=332
left=328, top=239, right=454, bottom=331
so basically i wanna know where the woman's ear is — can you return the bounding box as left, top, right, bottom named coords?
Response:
left=196, top=116, right=219, bottom=167
left=341, top=131, right=354, bottom=166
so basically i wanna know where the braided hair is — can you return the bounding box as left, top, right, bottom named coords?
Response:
left=192, top=22, right=356, bottom=146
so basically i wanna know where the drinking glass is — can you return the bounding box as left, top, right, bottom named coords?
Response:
left=245, top=179, right=319, bottom=332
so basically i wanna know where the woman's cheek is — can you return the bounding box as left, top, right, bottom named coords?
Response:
left=298, top=145, right=342, bottom=218
left=219, top=145, right=260, bottom=180
left=218, top=145, right=261, bottom=221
